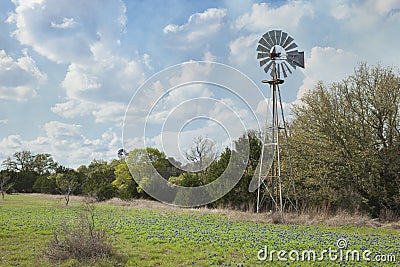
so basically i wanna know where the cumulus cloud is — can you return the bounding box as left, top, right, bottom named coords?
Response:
left=228, top=34, right=259, bottom=66
left=329, top=0, right=400, bottom=21
left=7, top=0, right=127, bottom=64
left=297, top=46, right=360, bottom=100
left=0, top=49, right=46, bottom=102
left=8, top=0, right=148, bottom=124
left=235, top=1, right=314, bottom=31
left=50, top=17, right=78, bottom=29
left=163, top=8, right=227, bottom=48
left=0, top=121, right=120, bottom=168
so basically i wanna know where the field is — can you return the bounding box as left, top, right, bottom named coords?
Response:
left=0, top=194, right=399, bottom=266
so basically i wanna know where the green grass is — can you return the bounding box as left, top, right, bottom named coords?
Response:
left=0, top=194, right=399, bottom=266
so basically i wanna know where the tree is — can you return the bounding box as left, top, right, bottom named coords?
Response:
left=52, top=168, right=79, bottom=206
left=2, top=151, right=58, bottom=193
left=33, top=175, right=57, bottom=194
left=220, top=130, right=262, bottom=211
left=185, top=136, right=218, bottom=184
left=290, top=63, right=400, bottom=217
left=2, top=151, right=57, bottom=174
left=0, top=170, right=13, bottom=199
left=33, top=153, right=58, bottom=175
left=2, top=151, right=35, bottom=172
left=79, top=160, right=117, bottom=201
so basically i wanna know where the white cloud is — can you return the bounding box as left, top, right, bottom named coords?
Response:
left=8, top=0, right=149, bottom=123
left=235, top=1, right=314, bottom=31
left=297, top=46, right=359, bottom=100
left=92, top=102, right=126, bottom=124
left=0, top=121, right=120, bottom=168
left=54, top=53, right=146, bottom=124
left=7, top=0, right=127, bottom=64
left=229, top=34, right=259, bottom=66
left=0, top=49, right=46, bottom=102
left=163, top=8, right=227, bottom=48
left=50, top=17, right=77, bottom=29
left=203, top=51, right=217, bottom=62
left=51, top=99, right=127, bottom=124
left=50, top=100, right=93, bottom=119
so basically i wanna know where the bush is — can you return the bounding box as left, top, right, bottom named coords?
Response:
left=45, top=200, right=113, bottom=261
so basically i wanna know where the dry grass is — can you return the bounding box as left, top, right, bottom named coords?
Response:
left=104, top=198, right=400, bottom=229
left=26, top=193, right=400, bottom=229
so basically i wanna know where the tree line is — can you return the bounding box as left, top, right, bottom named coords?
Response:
left=1, top=63, right=399, bottom=219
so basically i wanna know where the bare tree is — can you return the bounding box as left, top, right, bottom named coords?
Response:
left=52, top=171, right=78, bottom=206
left=185, top=136, right=218, bottom=183
left=0, top=171, right=13, bottom=200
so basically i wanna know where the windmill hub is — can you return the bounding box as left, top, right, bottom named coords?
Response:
left=270, top=45, right=286, bottom=60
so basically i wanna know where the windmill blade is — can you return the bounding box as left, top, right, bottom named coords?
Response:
left=263, top=61, right=273, bottom=74
left=280, top=31, right=288, bottom=46
left=270, top=30, right=278, bottom=45
left=285, top=42, right=298, bottom=52
left=282, top=61, right=292, bottom=75
left=268, top=30, right=278, bottom=45
left=277, top=63, right=281, bottom=79
left=263, top=32, right=274, bottom=47
left=259, top=37, right=272, bottom=50
left=276, top=30, right=282, bottom=44
left=257, top=52, right=269, bottom=59
left=270, top=62, right=277, bottom=77
left=283, top=36, right=294, bottom=48
left=256, top=44, right=268, bottom=52
left=280, top=62, right=287, bottom=78
left=259, top=58, right=270, bottom=67
left=285, top=59, right=297, bottom=70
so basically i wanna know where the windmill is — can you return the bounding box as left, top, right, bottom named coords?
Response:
left=254, top=30, right=304, bottom=216
left=117, top=148, right=128, bottom=159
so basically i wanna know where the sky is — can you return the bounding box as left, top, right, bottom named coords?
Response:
left=0, top=0, right=399, bottom=168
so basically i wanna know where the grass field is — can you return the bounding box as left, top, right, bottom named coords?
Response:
left=0, top=194, right=399, bottom=266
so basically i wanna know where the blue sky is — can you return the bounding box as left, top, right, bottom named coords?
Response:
left=0, top=0, right=399, bottom=167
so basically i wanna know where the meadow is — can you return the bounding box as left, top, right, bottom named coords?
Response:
left=0, top=194, right=399, bottom=266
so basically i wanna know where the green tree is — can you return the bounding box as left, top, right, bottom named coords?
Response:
left=2, top=151, right=35, bottom=172
left=33, top=153, right=58, bottom=175
left=2, top=151, right=58, bottom=193
left=290, top=63, right=400, bottom=217
left=79, top=160, right=117, bottom=201
left=222, top=130, right=261, bottom=211
left=33, top=175, right=57, bottom=194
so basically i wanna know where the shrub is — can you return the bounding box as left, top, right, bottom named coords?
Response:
left=45, top=200, right=113, bottom=261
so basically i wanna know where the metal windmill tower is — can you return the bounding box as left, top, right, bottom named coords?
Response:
left=254, top=30, right=304, bottom=216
